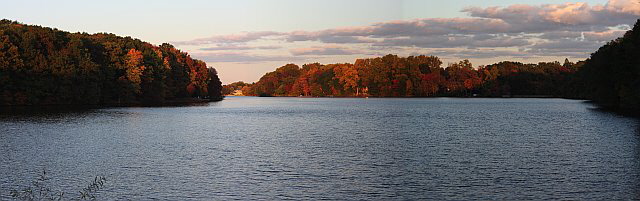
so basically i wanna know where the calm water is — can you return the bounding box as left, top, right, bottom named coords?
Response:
left=1, top=97, right=639, bottom=200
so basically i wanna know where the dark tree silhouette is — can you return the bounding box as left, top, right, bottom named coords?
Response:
left=578, top=19, right=640, bottom=113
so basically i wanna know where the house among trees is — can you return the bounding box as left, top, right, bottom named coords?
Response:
left=231, top=90, right=243, bottom=96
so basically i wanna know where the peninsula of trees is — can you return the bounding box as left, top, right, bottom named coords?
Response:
left=0, top=20, right=223, bottom=106
left=228, top=20, right=640, bottom=114
left=234, top=57, right=582, bottom=98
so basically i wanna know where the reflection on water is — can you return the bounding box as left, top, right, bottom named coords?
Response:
left=1, top=97, right=639, bottom=200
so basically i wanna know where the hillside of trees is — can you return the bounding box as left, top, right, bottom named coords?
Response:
left=238, top=56, right=582, bottom=98
left=579, top=20, right=640, bottom=114
left=0, top=20, right=223, bottom=106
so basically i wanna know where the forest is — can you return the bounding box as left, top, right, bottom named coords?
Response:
left=231, top=19, right=640, bottom=114
left=0, top=19, right=223, bottom=106
left=235, top=56, right=582, bottom=98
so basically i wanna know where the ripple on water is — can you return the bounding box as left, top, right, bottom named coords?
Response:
left=0, top=97, right=639, bottom=200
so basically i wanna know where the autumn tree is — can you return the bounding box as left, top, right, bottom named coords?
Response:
left=0, top=20, right=222, bottom=106
left=244, top=54, right=583, bottom=99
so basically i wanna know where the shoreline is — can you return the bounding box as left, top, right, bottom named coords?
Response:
left=0, top=97, right=223, bottom=109
left=230, top=95, right=578, bottom=99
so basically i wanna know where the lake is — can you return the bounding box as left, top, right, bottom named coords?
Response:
left=1, top=97, right=639, bottom=200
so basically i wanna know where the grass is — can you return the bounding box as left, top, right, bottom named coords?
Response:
left=9, top=169, right=106, bottom=201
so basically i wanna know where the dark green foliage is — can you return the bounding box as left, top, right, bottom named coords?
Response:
left=579, top=19, right=640, bottom=113
left=479, top=61, right=580, bottom=97
left=0, top=20, right=223, bottom=106
left=207, top=67, right=223, bottom=101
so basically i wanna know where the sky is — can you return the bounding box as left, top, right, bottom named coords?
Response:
left=3, top=0, right=639, bottom=83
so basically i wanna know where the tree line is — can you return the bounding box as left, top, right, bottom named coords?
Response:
left=0, top=19, right=223, bottom=106
left=233, top=57, right=582, bottom=98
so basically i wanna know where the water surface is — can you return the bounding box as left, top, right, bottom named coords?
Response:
left=1, top=97, right=639, bottom=200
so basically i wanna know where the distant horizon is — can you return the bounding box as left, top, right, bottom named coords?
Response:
left=4, top=0, right=639, bottom=84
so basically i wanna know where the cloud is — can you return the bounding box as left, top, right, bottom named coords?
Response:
left=285, top=18, right=512, bottom=42
left=376, top=35, right=530, bottom=48
left=176, top=0, right=640, bottom=60
left=529, top=39, right=604, bottom=51
left=282, top=0, right=639, bottom=43
left=540, top=31, right=583, bottom=39
left=318, top=36, right=377, bottom=44
left=287, top=31, right=378, bottom=43
left=525, top=39, right=606, bottom=57
left=605, top=0, right=640, bottom=15
left=583, top=30, right=627, bottom=41
left=199, top=45, right=282, bottom=51
left=463, top=0, right=640, bottom=31
left=290, top=45, right=364, bottom=56
left=173, top=31, right=283, bottom=45
left=287, top=0, right=639, bottom=41
left=412, top=49, right=530, bottom=59
left=192, top=52, right=296, bottom=63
